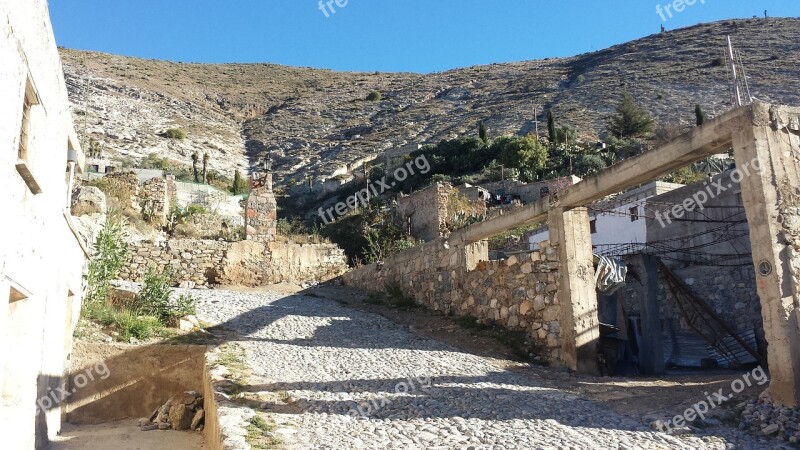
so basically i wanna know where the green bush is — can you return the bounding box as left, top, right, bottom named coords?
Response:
left=86, top=219, right=129, bottom=305
left=366, top=91, right=382, bottom=101
left=134, top=267, right=197, bottom=326
left=164, top=128, right=186, bottom=140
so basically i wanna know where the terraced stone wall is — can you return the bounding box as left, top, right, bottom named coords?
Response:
left=343, top=237, right=564, bottom=362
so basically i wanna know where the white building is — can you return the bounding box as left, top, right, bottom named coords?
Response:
left=527, top=181, right=684, bottom=251
left=1, top=1, right=89, bottom=447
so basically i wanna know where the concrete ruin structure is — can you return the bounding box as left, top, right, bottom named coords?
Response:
left=345, top=103, right=800, bottom=407
left=0, top=0, right=89, bottom=446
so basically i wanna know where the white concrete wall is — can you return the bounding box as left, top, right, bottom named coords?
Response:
left=0, top=1, right=87, bottom=447
left=528, top=182, right=679, bottom=251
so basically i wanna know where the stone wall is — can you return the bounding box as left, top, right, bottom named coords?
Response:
left=119, top=238, right=348, bottom=287
left=140, top=176, right=169, bottom=226
left=342, top=238, right=563, bottom=362
left=120, top=239, right=229, bottom=286
left=265, top=242, right=349, bottom=285
left=395, top=183, right=450, bottom=242
left=104, top=171, right=140, bottom=211
left=245, top=173, right=277, bottom=242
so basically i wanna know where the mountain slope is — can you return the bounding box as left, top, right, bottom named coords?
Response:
left=61, top=18, right=800, bottom=209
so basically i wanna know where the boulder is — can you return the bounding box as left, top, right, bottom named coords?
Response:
left=71, top=185, right=107, bottom=215
left=190, top=409, right=205, bottom=431
left=169, top=404, right=193, bottom=431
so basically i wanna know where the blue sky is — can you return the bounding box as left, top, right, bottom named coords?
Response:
left=49, top=0, right=798, bottom=73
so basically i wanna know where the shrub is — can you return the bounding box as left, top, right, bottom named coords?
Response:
left=134, top=267, right=198, bottom=326
left=139, top=154, right=172, bottom=170
left=85, top=219, right=129, bottom=305
left=366, top=91, right=382, bottom=101
left=164, top=128, right=186, bottom=140
left=711, top=57, right=725, bottom=67
left=136, top=267, right=173, bottom=322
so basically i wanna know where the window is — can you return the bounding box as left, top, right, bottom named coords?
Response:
left=17, top=79, right=38, bottom=162
left=590, top=219, right=597, bottom=234
left=14, top=77, right=42, bottom=194
left=630, top=206, right=640, bottom=222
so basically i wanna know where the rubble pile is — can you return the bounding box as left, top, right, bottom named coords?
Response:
left=139, top=391, right=205, bottom=432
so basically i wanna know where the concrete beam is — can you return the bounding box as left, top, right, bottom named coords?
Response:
left=454, top=198, right=549, bottom=244
left=457, top=105, right=751, bottom=245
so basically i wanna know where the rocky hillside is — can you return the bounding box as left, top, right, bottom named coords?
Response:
left=61, top=18, right=800, bottom=210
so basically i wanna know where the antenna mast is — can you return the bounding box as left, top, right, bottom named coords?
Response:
left=726, top=36, right=752, bottom=107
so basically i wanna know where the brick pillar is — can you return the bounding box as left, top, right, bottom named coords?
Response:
left=549, top=206, right=600, bottom=374
left=733, top=104, right=800, bottom=407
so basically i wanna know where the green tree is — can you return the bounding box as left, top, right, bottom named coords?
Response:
left=231, top=170, right=249, bottom=195
left=191, top=152, right=199, bottom=183
left=695, top=104, right=706, bottom=126
left=547, top=110, right=556, bottom=144
left=553, top=125, right=578, bottom=146
left=573, top=154, right=608, bottom=176
left=608, top=92, right=654, bottom=139
left=478, top=121, right=489, bottom=144
left=492, top=136, right=548, bottom=172
left=202, top=152, right=209, bottom=184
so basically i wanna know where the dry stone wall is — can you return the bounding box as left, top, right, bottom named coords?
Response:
left=343, top=238, right=564, bottom=362
left=120, top=239, right=229, bottom=286
left=120, top=238, right=348, bottom=287
left=139, top=176, right=170, bottom=226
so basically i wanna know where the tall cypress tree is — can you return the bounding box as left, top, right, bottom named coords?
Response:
left=695, top=104, right=706, bottom=126
left=547, top=110, right=556, bottom=144
left=478, top=121, right=489, bottom=144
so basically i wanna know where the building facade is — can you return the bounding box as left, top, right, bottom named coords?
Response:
left=0, top=1, right=88, bottom=447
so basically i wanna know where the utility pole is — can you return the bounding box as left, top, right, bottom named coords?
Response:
left=533, top=106, right=539, bottom=138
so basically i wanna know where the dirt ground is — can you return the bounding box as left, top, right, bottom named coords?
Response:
left=307, top=284, right=764, bottom=425
left=50, top=420, right=206, bottom=450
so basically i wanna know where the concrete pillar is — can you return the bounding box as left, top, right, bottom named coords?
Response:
left=549, top=206, right=600, bottom=374
left=733, top=104, right=800, bottom=407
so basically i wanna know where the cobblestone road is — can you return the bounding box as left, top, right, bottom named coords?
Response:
left=194, top=288, right=776, bottom=450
